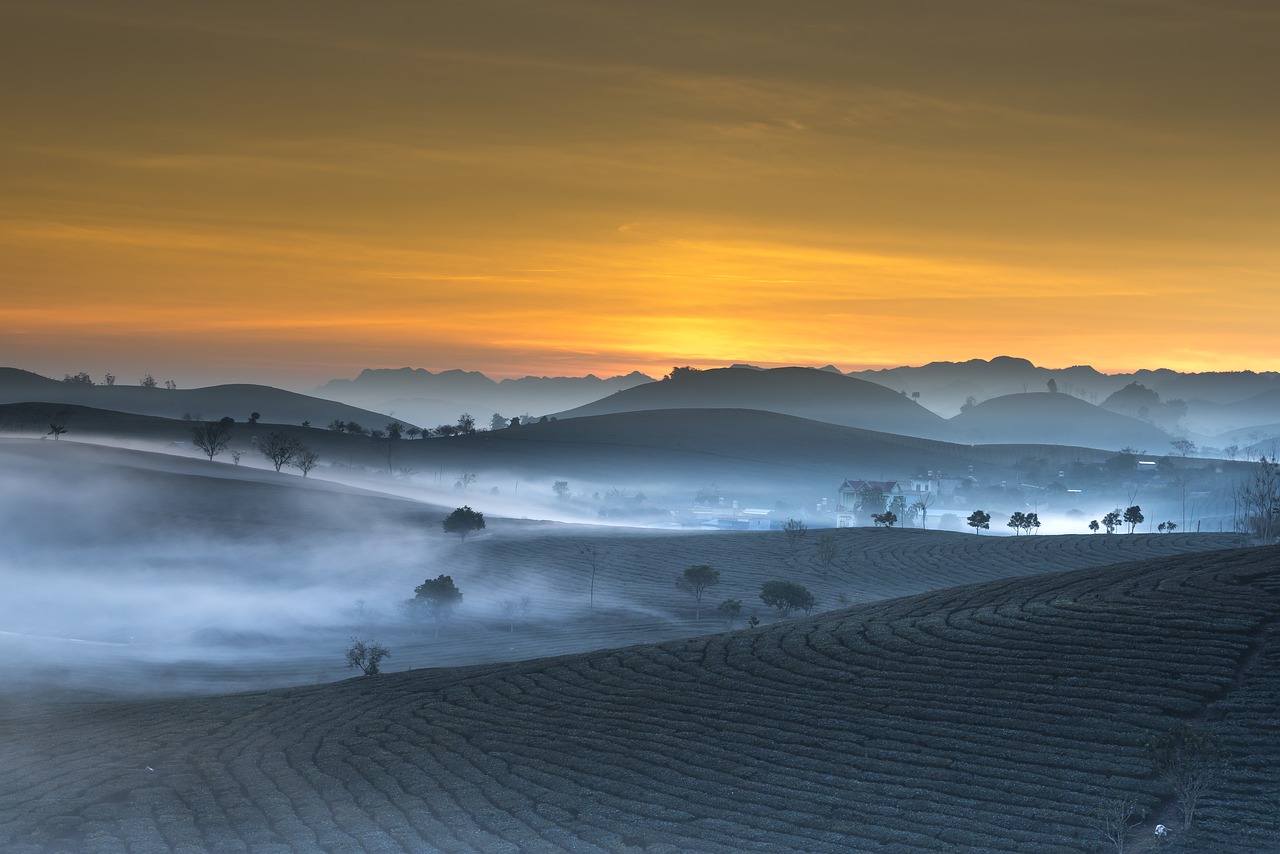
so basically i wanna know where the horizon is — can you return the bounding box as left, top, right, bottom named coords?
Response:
left=9, top=353, right=1280, bottom=394
left=2, top=3, right=1278, bottom=386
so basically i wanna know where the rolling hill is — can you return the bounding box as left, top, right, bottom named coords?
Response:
left=2, top=544, right=1274, bottom=852
left=948, top=392, right=1176, bottom=451
left=0, top=368, right=401, bottom=430
left=555, top=367, right=950, bottom=439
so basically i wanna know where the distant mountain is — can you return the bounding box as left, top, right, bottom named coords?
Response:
left=554, top=366, right=950, bottom=439
left=313, top=367, right=654, bottom=427
left=0, top=368, right=397, bottom=429
left=853, top=357, right=1280, bottom=420
left=948, top=392, right=1175, bottom=451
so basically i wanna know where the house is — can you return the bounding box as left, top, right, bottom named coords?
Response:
left=836, top=479, right=909, bottom=527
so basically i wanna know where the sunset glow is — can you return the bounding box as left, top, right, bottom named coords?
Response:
left=2, top=2, right=1277, bottom=387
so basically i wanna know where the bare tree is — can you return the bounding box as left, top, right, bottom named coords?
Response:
left=912, top=493, right=936, bottom=530
left=1146, top=725, right=1226, bottom=831
left=258, top=432, right=300, bottom=472
left=191, top=421, right=232, bottom=461
left=1094, top=795, right=1145, bottom=853
left=1236, top=455, right=1280, bottom=542
left=814, top=533, right=839, bottom=576
left=783, top=517, right=808, bottom=551
left=293, top=447, right=320, bottom=477
left=576, top=542, right=610, bottom=610
left=345, top=638, right=390, bottom=676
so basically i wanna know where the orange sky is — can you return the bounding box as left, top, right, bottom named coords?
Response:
left=2, top=1, right=1278, bottom=388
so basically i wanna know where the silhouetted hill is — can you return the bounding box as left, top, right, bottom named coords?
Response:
left=1186, top=387, right=1280, bottom=438
left=0, top=368, right=401, bottom=429
left=314, top=367, right=654, bottom=427
left=949, top=391, right=1175, bottom=451
left=555, top=366, right=950, bottom=438
left=3, top=545, right=1274, bottom=851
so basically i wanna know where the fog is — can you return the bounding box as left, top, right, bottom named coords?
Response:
left=0, top=438, right=715, bottom=703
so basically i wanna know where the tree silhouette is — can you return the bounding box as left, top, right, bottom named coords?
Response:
left=966, top=510, right=991, bottom=534
left=676, top=564, right=721, bottom=619
left=759, top=580, right=816, bottom=617
left=443, top=506, right=485, bottom=540
left=345, top=638, right=390, bottom=676
left=258, top=432, right=300, bottom=472
left=191, top=420, right=231, bottom=461
left=411, top=575, right=463, bottom=637
left=783, top=517, right=808, bottom=550
left=1123, top=505, right=1144, bottom=533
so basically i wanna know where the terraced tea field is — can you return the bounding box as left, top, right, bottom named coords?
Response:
left=2, top=545, right=1276, bottom=852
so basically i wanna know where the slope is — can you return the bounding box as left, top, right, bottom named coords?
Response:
left=1, top=546, right=1275, bottom=852
left=949, top=391, right=1175, bottom=451
left=555, top=366, right=950, bottom=439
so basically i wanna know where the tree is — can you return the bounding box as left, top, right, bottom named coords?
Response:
left=385, top=420, right=404, bottom=440
left=1170, top=438, right=1196, bottom=457
left=1123, top=504, right=1144, bottom=533
left=456, top=413, right=476, bottom=435
left=454, top=471, right=477, bottom=490
left=1046, top=377, right=1058, bottom=393
left=248, top=411, right=260, bottom=424
left=191, top=420, right=231, bottom=461
left=1236, top=455, right=1280, bottom=542
left=1102, top=510, right=1122, bottom=534
left=258, top=432, right=300, bottom=472
left=63, top=371, right=93, bottom=385
left=490, top=413, right=507, bottom=431
left=1224, top=443, right=1240, bottom=461
left=553, top=480, right=570, bottom=501
left=412, top=575, right=463, bottom=637
left=718, top=598, right=742, bottom=630
left=1094, top=795, right=1145, bottom=854
left=814, top=533, right=839, bottom=576
left=1023, top=512, right=1040, bottom=535
left=760, top=580, right=816, bottom=617
left=966, top=510, right=991, bottom=534
left=103, top=373, right=116, bottom=386
left=1089, top=519, right=1100, bottom=533
left=576, top=542, right=609, bottom=610
left=140, top=374, right=158, bottom=388
left=871, top=511, right=897, bottom=528
left=854, top=483, right=886, bottom=524
left=1145, top=724, right=1226, bottom=831
left=371, top=432, right=396, bottom=474
left=442, top=506, right=485, bottom=540
left=345, top=638, right=390, bottom=676
left=782, top=517, right=808, bottom=550
left=912, top=493, right=936, bottom=530
left=46, top=422, right=67, bottom=441
left=293, top=447, right=320, bottom=477
left=676, top=564, right=720, bottom=619
left=1008, top=511, right=1028, bottom=535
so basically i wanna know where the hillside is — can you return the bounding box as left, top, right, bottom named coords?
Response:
left=313, top=367, right=654, bottom=427
left=2, top=545, right=1275, bottom=851
left=0, top=368, right=400, bottom=429
left=556, top=367, right=950, bottom=439
left=949, top=391, right=1176, bottom=451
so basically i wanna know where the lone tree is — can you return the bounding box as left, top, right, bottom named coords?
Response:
left=553, top=480, right=570, bottom=501
left=676, top=564, right=721, bottom=619
left=293, top=447, right=320, bottom=477
left=192, top=420, right=232, bottom=461
left=1008, top=511, right=1028, bottom=535
left=258, top=432, right=300, bottom=472
left=576, top=542, right=610, bottom=610
left=46, top=422, right=67, bottom=441
left=1089, top=519, right=1100, bottom=533
left=966, top=509, right=991, bottom=534
left=443, top=506, right=485, bottom=540
left=718, top=598, right=742, bottom=630
left=1123, top=504, right=1144, bottom=533
left=814, top=533, right=839, bottom=575
left=345, top=638, right=390, bottom=676
left=912, top=493, right=936, bottom=530
left=782, top=517, right=808, bottom=550
left=1145, top=724, right=1227, bottom=831
left=411, top=575, right=463, bottom=637
left=759, top=580, right=817, bottom=617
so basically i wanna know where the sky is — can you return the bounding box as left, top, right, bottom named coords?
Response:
left=2, top=1, right=1277, bottom=389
